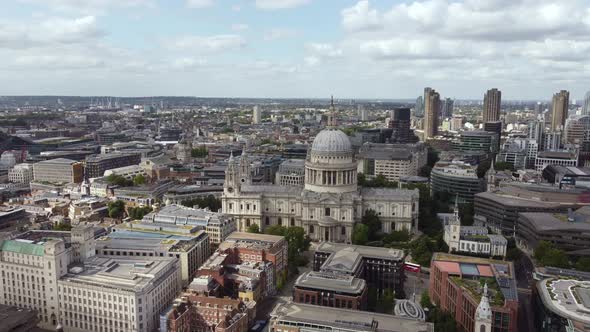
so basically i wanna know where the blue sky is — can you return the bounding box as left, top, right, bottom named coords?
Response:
left=1, top=0, right=590, bottom=100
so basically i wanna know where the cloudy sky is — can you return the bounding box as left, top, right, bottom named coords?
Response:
left=1, top=0, right=589, bottom=100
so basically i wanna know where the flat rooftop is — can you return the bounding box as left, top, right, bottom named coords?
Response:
left=295, top=271, right=366, bottom=294
left=271, top=301, right=433, bottom=332
left=538, top=279, right=590, bottom=328
left=61, top=256, right=177, bottom=292
left=316, top=241, right=405, bottom=261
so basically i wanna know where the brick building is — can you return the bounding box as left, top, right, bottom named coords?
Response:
left=161, top=290, right=253, bottom=332
left=429, top=253, right=519, bottom=332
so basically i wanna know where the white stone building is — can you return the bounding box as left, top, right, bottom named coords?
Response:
left=0, top=225, right=181, bottom=332
left=103, top=164, right=148, bottom=180
left=8, top=163, right=34, bottom=184
left=440, top=205, right=507, bottom=258
left=222, top=102, right=419, bottom=242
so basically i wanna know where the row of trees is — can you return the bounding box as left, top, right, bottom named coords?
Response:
left=180, top=195, right=222, bottom=212
left=191, top=146, right=208, bottom=158
left=128, top=206, right=153, bottom=220
left=105, top=174, right=146, bottom=187
left=367, top=288, right=395, bottom=314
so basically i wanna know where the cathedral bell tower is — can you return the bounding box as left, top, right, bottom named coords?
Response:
left=239, top=149, right=252, bottom=186
left=224, top=152, right=240, bottom=196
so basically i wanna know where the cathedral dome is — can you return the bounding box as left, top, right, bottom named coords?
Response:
left=311, top=129, right=352, bottom=154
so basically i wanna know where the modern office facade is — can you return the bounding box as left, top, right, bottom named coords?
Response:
left=475, top=183, right=590, bottom=236
left=293, top=271, right=367, bottom=310
left=483, top=88, right=502, bottom=122
left=451, top=131, right=499, bottom=154
left=85, top=152, right=142, bottom=178
left=313, top=242, right=405, bottom=295
left=389, top=107, right=417, bottom=143
left=532, top=278, right=590, bottom=332
left=535, top=150, right=578, bottom=172
left=33, top=158, right=84, bottom=184
left=8, top=163, right=34, bottom=184
left=431, top=161, right=485, bottom=204
left=357, top=142, right=427, bottom=182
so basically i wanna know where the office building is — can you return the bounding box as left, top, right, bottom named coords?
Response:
left=451, top=116, right=464, bottom=131
left=141, top=204, right=236, bottom=245
left=542, top=165, right=590, bottom=188
left=442, top=97, right=454, bottom=118
left=161, top=290, right=252, bottom=332
left=475, top=183, right=590, bottom=236
left=415, top=95, right=424, bottom=117
left=293, top=271, right=367, bottom=310
left=533, top=278, right=590, bottom=332
left=424, top=87, right=440, bottom=139
left=33, top=158, right=84, bottom=184
left=551, top=90, right=570, bottom=131
left=275, top=159, right=305, bottom=186
left=483, top=88, right=502, bottom=122
left=270, top=301, right=433, bottom=332
left=564, top=115, right=590, bottom=144
left=429, top=253, right=518, bottom=332
left=431, top=161, right=485, bottom=204
left=527, top=120, right=545, bottom=141
left=389, top=107, right=414, bottom=143
left=497, top=137, right=538, bottom=170
left=252, top=105, right=261, bottom=124
left=542, top=130, right=562, bottom=151
left=584, top=91, right=590, bottom=116
left=314, top=242, right=405, bottom=294
left=97, top=228, right=209, bottom=284
left=451, top=131, right=499, bottom=154
left=358, top=105, right=369, bottom=121
left=85, top=152, right=142, bottom=178
left=103, top=164, right=148, bottom=180
left=8, top=162, right=34, bottom=184
left=357, top=142, right=427, bottom=182
left=517, top=207, right=590, bottom=255
left=535, top=150, right=578, bottom=172
left=0, top=226, right=182, bottom=332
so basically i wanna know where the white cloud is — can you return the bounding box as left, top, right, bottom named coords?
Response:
left=167, top=34, right=246, bottom=53
left=306, top=43, right=343, bottom=57
left=0, top=16, right=104, bottom=49
left=255, top=0, right=311, bottom=10
left=264, top=28, right=298, bottom=41
left=186, top=0, right=214, bottom=8
left=19, top=0, right=155, bottom=14
left=341, top=0, right=381, bottom=32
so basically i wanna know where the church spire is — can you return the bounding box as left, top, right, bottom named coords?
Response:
left=327, top=95, right=337, bottom=127
left=475, top=283, right=492, bottom=332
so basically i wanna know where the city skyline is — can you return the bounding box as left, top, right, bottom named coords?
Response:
left=1, top=0, right=589, bottom=99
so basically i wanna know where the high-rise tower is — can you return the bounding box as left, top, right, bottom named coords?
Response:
left=551, top=90, right=570, bottom=131
left=483, top=88, right=502, bottom=122
left=424, top=88, right=440, bottom=139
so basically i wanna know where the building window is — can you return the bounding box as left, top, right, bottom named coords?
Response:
left=325, top=208, right=330, bottom=216
left=291, top=218, right=295, bottom=226
left=341, top=226, right=346, bottom=235
left=265, top=217, right=270, bottom=225
left=278, top=217, right=282, bottom=226
left=309, top=225, right=314, bottom=233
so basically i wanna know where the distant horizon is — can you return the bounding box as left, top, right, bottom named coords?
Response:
left=1, top=0, right=589, bottom=100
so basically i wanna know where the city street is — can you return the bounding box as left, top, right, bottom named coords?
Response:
left=514, top=253, right=535, bottom=331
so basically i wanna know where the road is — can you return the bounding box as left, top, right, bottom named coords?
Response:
left=403, top=270, right=430, bottom=302
left=514, top=253, right=535, bottom=332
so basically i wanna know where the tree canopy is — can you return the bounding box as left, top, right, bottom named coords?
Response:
left=191, top=146, right=208, bottom=158
left=352, top=224, right=369, bottom=245
left=107, top=200, right=126, bottom=219
left=133, top=174, right=146, bottom=186
left=246, top=223, right=260, bottom=233
left=181, top=195, right=222, bottom=212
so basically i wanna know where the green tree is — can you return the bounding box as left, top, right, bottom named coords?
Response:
left=180, top=195, right=221, bottom=211
left=376, top=289, right=395, bottom=314
left=576, top=257, right=590, bottom=272
left=357, top=172, right=366, bottom=186
left=352, top=224, right=369, bottom=245
left=534, top=241, right=554, bottom=261
left=191, top=146, right=208, bottom=158
left=264, top=225, right=287, bottom=236
left=362, top=209, right=382, bottom=241
left=107, top=200, right=125, bottom=218
left=367, top=287, right=378, bottom=311
left=459, top=203, right=474, bottom=226
left=133, top=174, right=146, bottom=186
left=128, top=206, right=152, bottom=220
left=420, top=292, right=433, bottom=310
left=430, top=308, right=458, bottom=332
left=246, top=223, right=260, bottom=233
left=495, top=161, right=515, bottom=171
left=383, top=229, right=410, bottom=244
left=105, top=174, right=133, bottom=187
left=53, top=223, right=72, bottom=231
